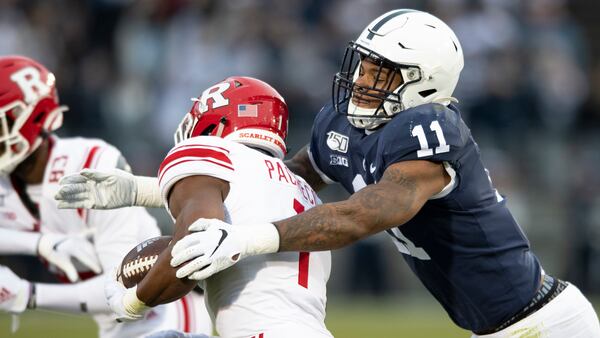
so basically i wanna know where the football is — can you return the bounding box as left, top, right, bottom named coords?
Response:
left=117, top=236, right=172, bottom=288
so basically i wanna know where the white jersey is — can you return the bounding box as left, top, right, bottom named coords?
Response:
left=0, top=136, right=211, bottom=338
left=159, top=136, right=333, bottom=338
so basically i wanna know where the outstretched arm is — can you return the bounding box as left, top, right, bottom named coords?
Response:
left=170, top=160, right=448, bottom=281
left=274, top=160, right=448, bottom=251
left=55, top=169, right=163, bottom=209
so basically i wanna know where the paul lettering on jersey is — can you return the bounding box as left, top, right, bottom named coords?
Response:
left=263, top=159, right=317, bottom=206
left=264, top=159, right=298, bottom=185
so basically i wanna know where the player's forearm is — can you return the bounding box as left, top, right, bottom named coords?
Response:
left=0, top=228, right=40, bottom=255
left=34, top=275, right=110, bottom=314
left=275, top=178, right=421, bottom=252
left=137, top=245, right=196, bottom=307
left=274, top=200, right=373, bottom=251
left=137, top=197, right=218, bottom=306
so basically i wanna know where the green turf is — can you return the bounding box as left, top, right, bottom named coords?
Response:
left=0, top=311, right=95, bottom=338
left=325, top=297, right=469, bottom=338
left=1, top=297, right=598, bottom=337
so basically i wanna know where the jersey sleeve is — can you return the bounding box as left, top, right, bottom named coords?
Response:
left=158, top=136, right=236, bottom=206
left=308, top=104, right=337, bottom=184
left=380, top=104, right=469, bottom=169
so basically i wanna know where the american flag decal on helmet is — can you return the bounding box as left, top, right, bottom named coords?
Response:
left=237, top=104, right=258, bottom=117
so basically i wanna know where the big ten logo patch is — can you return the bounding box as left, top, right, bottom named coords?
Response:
left=326, top=131, right=349, bottom=153
left=330, top=154, right=349, bottom=167
left=48, top=155, right=68, bottom=183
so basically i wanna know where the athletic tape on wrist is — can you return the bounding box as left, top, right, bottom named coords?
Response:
left=134, top=176, right=163, bottom=208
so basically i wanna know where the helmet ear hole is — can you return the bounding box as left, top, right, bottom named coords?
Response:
left=33, top=111, right=45, bottom=123
left=419, top=89, right=437, bottom=98
left=200, top=124, right=216, bottom=136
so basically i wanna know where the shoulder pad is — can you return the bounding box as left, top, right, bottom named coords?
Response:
left=158, top=136, right=236, bottom=204
left=380, top=103, right=470, bottom=167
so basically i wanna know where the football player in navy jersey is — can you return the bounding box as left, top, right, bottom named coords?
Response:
left=55, top=9, right=600, bottom=337
left=165, top=10, right=600, bottom=337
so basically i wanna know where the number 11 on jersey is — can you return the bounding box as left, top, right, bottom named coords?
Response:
left=412, top=120, right=450, bottom=158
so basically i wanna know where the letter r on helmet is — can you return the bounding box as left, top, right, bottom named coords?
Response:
left=10, top=67, right=51, bottom=104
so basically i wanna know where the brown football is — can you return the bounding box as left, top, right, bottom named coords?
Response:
left=117, top=236, right=172, bottom=288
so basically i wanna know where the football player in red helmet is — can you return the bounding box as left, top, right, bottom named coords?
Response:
left=173, top=76, right=288, bottom=159
left=0, top=56, right=66, bottom=175
left=0, top=56, right=212, bottom=338
left=65, top=76, right=333, bottom=338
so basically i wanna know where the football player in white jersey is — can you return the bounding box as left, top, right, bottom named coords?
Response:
left=59, top=77, right=333, bottom=338
left=0, top=55, right=211, bottom=338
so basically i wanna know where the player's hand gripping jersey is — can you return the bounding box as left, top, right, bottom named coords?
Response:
left=0, top=136, right=210, bottom=338
left=159, top=136, right=333, bottom=338
left=309, top=102, right=542, bottom=332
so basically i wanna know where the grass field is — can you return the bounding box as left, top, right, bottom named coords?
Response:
left=0, top=296, right=597, bottom=338
left=0, top=296, right=466, bottom=338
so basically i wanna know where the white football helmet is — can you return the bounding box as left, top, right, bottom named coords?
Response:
left=333, top=9, right=464, bottom=130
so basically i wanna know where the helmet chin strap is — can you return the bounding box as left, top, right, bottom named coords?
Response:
left=347, top=86, right=403, bottom=130
left=346, top=67, right=404, bottom=130
left=215, top=117, right=227, bottom=137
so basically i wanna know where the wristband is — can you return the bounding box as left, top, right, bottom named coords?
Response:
left=133, top=176, right=163, bottom=208
left=239, top=223, right=280, bottom=256
left=123, top=286, right=149, bottom=316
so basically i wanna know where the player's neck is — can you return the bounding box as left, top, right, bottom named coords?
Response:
left=12, top=138, right=50, bottom=185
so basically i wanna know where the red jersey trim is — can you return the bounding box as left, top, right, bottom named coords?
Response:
left=158, top=147, right=234, bottom=184
left=77, top=145, right=101, bottom=219
left=169, top=142, right=231, bottom=155
left=158, top=158, right=234, bottom=185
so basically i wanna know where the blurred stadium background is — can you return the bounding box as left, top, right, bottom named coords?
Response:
left=2, top=0, right=600, bottom=336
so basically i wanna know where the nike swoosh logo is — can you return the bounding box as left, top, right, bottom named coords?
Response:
left=209, top=229, right=228, bottom=257
left=369, top=164, right=376, bottom=173
left=53, top=238, right=68, bottom=250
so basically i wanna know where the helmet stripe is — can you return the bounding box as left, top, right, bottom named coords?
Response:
left=366, top=9, right=418, bottom=40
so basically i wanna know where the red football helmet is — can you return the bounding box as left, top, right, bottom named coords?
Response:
left=0, top=56, right=67, bottom=174
left=174, top=76, right=289, bottom=159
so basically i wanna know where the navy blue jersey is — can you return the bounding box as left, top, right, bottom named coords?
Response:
left=309, top=102, right=542, bottom=332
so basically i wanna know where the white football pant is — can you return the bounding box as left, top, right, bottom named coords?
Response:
left=472, top=283, right=600, bottom=338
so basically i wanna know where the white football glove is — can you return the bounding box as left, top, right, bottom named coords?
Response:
left=37, top=231, right=102, bottom=283
left=54, top=169, right=163, bottom=209
left=170, top=218, right=280, bottom=281
left=105, top=277, right=148, bottom=322
left=0, top=266, right=31, bottom=314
